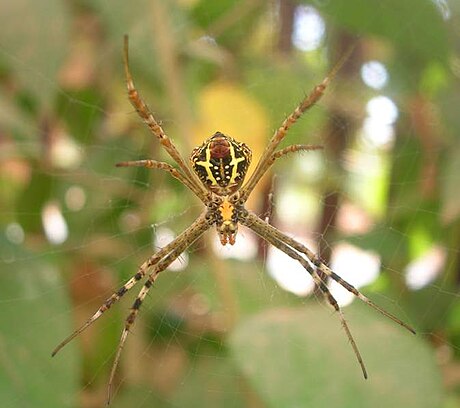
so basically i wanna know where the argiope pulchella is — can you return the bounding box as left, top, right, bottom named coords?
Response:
left=52, top=36, right=415, bottom=403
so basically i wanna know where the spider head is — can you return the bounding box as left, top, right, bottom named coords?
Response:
left=190, top=132, right=252, bottom=195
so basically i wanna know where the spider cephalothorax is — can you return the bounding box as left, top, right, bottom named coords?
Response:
left=206, top=191, right=246, bottom=246
left=53, top=36, right=415, bottom=405
left=191, top=131, right=251, bottom=245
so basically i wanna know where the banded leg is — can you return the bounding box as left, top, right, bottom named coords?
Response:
left=241, top=49, right=353, bottom=201
left=52, top=212, right=211, bottom=358
left=260, top=143, right=322, bottom=223
left=116, top=159, right=205, bottom=200
left=244, top=215, right=367, bottom=378
left=123, top=36, right=209, bottom=201
left=242, top=212, right=415, bottom=335
left=261, top=144, right=324, bottom=178
left=107, top=214, right=211, bottom=404
left=270, top=144, right=323, bottom=164
left=254, top=145, right=324, bottom=216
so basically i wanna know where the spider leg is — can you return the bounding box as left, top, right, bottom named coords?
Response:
left=269, top=144, right=323, bottom=166
left=247, top=144, right=324, bottom=216
left=107, top=214, right=211, bottom=404
left=242, top=212, right=416, bottom=334
left=52, top=213, right=211, bottom=358
left=52, top=273, right=143, bottom=357
left=122, top=35, right=209, bottom=202
left=322, top=269, right=417, bottom=335
left=241, top=48, right=353, bottom=201
left=116, top=159, right=205, bottom=199
left=242, top=212, right=367, bottom=378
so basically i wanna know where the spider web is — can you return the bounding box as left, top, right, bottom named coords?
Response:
left=0, top=1, right=458, bottom=407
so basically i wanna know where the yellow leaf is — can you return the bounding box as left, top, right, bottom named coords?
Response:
left=193, top=81, right=269, bottom=182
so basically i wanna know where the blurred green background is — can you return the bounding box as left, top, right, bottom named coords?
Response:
left=1, top=0, right=459, bottom=407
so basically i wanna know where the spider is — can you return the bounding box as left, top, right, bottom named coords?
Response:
left=52, top=36, right=415, bottom=403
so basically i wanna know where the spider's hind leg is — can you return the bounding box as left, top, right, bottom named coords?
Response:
left=52, top=258, right=158, bottom=358
left=107, top=277, right=154, bottom=404
left=243, top=212, right=415, bottom=335
left=107, top=213, right=212, bottom=404
left=242, top=214, right=368, bottom=378
left=320, top=266, right=416, bottom=335
left=313, top=272, right=368, bottom=379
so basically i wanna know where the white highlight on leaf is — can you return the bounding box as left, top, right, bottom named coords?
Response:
left=361, top=61, right=388, bottom=90
left=267, top=235, right=315, bottom=297
left=42, top=201, right=68, bottom=245
left=65, top=185, right=86, bottom=211
left=292, top=6, right=325, bottom=52
left=366, top=96, right=398, bottom=125
left=405, top=245, right=446, bottom=290
left=51, top=134, right=82, bottom=169
left=5, top=222, right=25, bottom=244
left=362, top=96, right=399, bottom=147
left=329, top=243, right=381, bottom=307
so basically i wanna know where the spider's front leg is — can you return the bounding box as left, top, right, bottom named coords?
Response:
left=115, top=159, right=209, bottom=203
left=241, top=48, right=354, bottom=201
left=122, top=35, right=209, bottom=202
left=268, top=144, right=323, bottom=164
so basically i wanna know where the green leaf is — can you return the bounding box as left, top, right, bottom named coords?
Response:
left=191, top=0, right=263, bottom=49
left=245, top=63, right=324, bottom=145
left=318, top=0, right=449, bottom=64
left=230, top=304, right=442, bottom=408
left=345, top=226, right=409, bottom=264
left=172, top=354, right=249, bottom=408
left=55, top=89, right=104, bottom=145
left=111, top=386, right=174, bottom=408
left=190, top=258, right=302, bottom=317
left=16, top=170, right=53, bottom=232
left=0, top=240, right=79, bottom=407
left=0, top=0, right=70, bottom=110
left=441, top=143, right=460, bottom=223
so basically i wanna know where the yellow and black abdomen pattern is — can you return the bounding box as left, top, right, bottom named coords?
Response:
left=191, top=131, right=251, bottom=194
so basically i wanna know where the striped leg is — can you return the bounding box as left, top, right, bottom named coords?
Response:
left=261, top=144, right=323, bottom=178
left=243, top=212, right=367, bottom=379
left=123, top=36, right=208, bottom=201
left=241, top=49, right=353, bottom=201
left=116, top=159, right=207, bottom=201
left=252, top=145, right=324, bottom=204
left=242, top=212, right=416, bottom=335
left=52, top=213, right=211, bottom=358
left=259, top=143, right=321, bottom=224
left=106, top=213, right=211, bottom=404
left=269, top=144, right=323, bottom=164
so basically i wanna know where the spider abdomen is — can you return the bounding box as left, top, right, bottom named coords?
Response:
left=209, top=136, right=231, bottom=159
left=190, top=131, right=251, bottom=195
